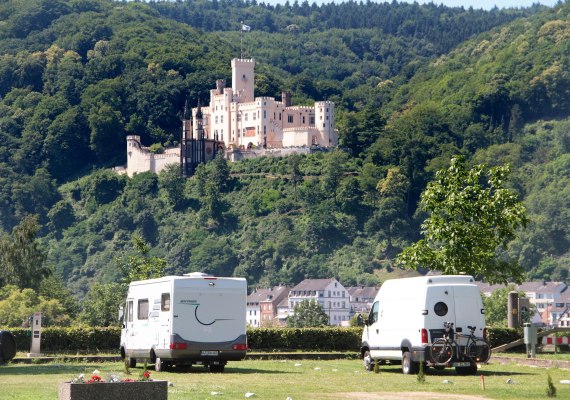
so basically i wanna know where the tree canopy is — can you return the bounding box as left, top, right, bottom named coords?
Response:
left=397, top=156, right=528, bottom=284
left=287, top=299, right=329, bottom=328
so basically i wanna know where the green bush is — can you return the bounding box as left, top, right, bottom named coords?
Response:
left=4, top=326, right=517, bottom=354
left=486, top=327, right=522, bottom=348
left=8, top=327, right=121, bottom=354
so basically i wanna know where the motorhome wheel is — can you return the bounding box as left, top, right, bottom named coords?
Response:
left=402, top=351, right=419, bottom=375
left=363, top=350, right=374, bottom=371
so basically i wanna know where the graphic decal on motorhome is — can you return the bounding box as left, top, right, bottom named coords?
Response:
left=180, top=300, right=234, bottom=326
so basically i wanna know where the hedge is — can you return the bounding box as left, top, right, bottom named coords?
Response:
left=3, top=326, right=520, bottom=354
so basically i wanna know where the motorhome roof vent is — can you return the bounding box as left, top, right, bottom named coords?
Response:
left=183, top=272, right=211, bottom=277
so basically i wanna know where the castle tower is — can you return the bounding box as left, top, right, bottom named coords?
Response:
left=315, top=101, right=336, bottom=146
left=232, top=58, right=255, bottom=102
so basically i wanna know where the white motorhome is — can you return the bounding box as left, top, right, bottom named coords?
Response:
left=360, top=275, right=487, bottom=375
left=120, top=272, right=247, bottom=372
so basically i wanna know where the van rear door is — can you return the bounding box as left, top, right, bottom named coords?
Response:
left=425, top=285, right=457, bottom=342
left=453, top=286, right=485, bottom=340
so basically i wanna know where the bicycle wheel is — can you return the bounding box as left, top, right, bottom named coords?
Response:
left=429, top=338, right=453, bottom=365
left=467, top=340, right=491, bottom=363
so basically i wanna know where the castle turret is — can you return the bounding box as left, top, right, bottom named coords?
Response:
left=232, top=58, right=255, bottom=102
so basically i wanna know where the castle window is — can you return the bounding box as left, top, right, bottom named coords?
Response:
left=221, top=115, right=223, bottom=123
left=310, top=116, right=315, bottom=125
left=302, top=116, right=305, bottom=124
left=287, top=115, right=293, bottom=123
left=215, top=116, right=218, bottom=124
left=245, top=113, right=248, bottom=121
left=323, top=123, right=326, bottom=128
left=279, top=113, right=282, bottom=121
left=263, top=110, right=266, bottom=119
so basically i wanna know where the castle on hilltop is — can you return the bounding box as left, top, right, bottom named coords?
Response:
left=120, top=58, right=338, bottom=177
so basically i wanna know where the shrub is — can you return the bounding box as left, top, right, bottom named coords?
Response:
left=4, top=326, right=517, bottom=354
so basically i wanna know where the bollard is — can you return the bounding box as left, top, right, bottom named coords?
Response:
left=507, top=292, right=519, bottom=329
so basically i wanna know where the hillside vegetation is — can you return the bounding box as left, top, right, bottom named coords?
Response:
left=0, top=0, right=568, bottom=321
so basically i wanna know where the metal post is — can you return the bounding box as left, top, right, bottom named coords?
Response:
left=508, top=291, right=519, bottom=329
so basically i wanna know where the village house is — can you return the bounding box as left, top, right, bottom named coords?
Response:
left=477, top=280, right=568, bottom=327
left=288, top=278, right=351, bottom=326
left=246, top=286, right=289, bottom=327
left=347, top=286, right=379, bottom=316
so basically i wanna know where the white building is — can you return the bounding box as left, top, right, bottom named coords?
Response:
left=347, top=286, right=379, bottom=315
left=246, top=288, right=271, bottom=327
left=288, top=278, right=350, bottom=326
left=192, top=58, right=338, bottom=150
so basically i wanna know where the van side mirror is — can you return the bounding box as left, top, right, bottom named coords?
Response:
left=118, top=306, right=124, bottom=327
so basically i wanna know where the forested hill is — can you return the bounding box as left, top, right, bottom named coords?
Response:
left=149, top=0, right=537, bottom=54
left=0, top=0, right=568, bottom=314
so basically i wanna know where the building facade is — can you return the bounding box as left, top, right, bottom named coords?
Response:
left=288, top=278, right=351, bottom=326
left=192, top=58, right=338, bottom=150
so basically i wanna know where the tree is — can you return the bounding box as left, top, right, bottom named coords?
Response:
left=0, top=215, right=49, bottom=291
left=397, top=156, right=528, bottom=284
left=79, top=282, right=125, bottom=327
left=483, top=285, right=534, bottom=327
left=115, top=235, right=167, bottom=284
left=0, top=285, right=71, bottom=327
left=287, top=299, right=329, bottom=327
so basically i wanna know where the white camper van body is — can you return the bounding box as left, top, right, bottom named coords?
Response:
left=120, top=273, right=247, bottom=372
left=360, top=275, right=486, bottom=374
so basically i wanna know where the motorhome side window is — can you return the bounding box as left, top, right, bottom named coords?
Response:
left=138, top=299, right=149, bottom=320
left=161, top=293, right=171, bottom=311
left=370, top=301, right=379, bottom=324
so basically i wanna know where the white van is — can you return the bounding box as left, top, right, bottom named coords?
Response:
left=360, top=275, right=487, bottom=375
left=120, top=272, right=247, bottom=372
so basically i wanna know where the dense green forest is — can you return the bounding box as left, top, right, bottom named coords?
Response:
left=0, top=0, right=569, bottom=324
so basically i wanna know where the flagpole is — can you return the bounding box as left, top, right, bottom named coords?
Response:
left=240, top=21, right=243, bottom=59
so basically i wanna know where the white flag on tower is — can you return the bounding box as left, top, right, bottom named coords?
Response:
left=241, top=24, right=251, bottom=32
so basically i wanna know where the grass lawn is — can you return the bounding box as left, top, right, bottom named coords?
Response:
left=1, top=358, right=569, bottom=399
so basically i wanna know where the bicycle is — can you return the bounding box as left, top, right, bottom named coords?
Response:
left=429, top=322, right=491, bottom=366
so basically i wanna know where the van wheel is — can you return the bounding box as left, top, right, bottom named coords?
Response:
left=402, top=351, right=419, bottom=375
left=363, top=351, right=375, bottom=371
left=456, top=362, right=477, bottom=375
left=127, top=357, right=136, bottom=368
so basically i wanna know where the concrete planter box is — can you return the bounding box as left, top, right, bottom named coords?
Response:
left=58, top=380, right=168, bottom=400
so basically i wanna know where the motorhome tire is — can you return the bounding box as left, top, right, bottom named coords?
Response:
left=210, top=365, right=225, bottom=373
left=155, top=357, right=163, bottom=372
left=363, top=350, right=375, bottom=371
left=402, top=351, right=419, bottom=374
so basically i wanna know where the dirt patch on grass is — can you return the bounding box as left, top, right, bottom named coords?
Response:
left=326, top=392, right=488, bottom=400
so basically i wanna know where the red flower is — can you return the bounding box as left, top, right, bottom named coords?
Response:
left=143, top=371, right=150, bottom=379
left=87, top=375, right=104, bottom=383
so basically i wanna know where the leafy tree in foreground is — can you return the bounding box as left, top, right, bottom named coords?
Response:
left=396, top=156, right=528, bottom=284
left=287, top=299, right=329, bottom=328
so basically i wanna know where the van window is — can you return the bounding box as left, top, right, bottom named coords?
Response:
left=369, top=301, right=379, bottom=324
left=161, top=293, right=170, bottom=311
left=126, top=300, right=133, bottom=323
left=138, top=299, right=149, bottom=320
left=434, top=301, right=448, bottom=317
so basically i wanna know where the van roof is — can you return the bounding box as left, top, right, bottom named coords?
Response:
left=384, top=275, right=475, bottom=286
